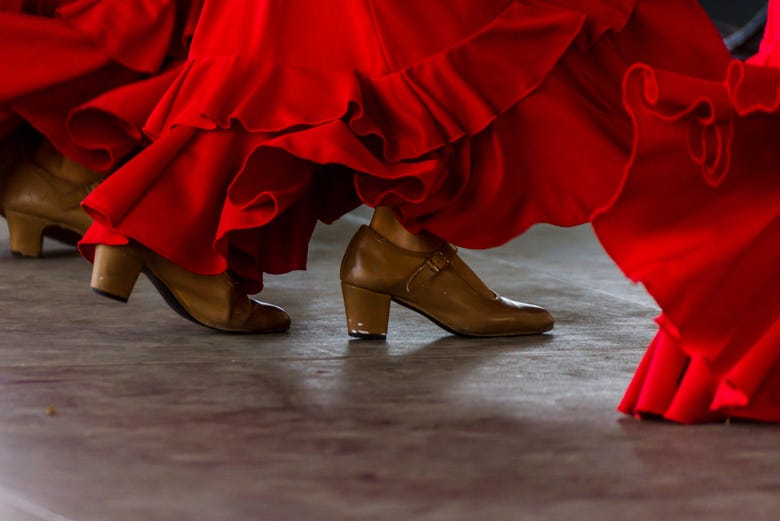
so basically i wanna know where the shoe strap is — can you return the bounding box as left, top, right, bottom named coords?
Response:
left=405, top=245, right=456, bottom=292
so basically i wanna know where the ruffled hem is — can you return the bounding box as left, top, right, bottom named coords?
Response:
left=147, top=0, right=604, bottom=162
left=63, top=64, right=183, bottom=172
left=82, top=0, right=646, bottom=284
left=596, top=60, right=780, bottom=423
left=617, top=315, right=780, bottom=423
left=82, top=122, right=360, bottom=291
left=82, top=0, right=737, bottom=286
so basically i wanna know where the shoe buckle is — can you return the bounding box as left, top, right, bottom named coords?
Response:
left=405, top=249, right=452, bottom=292
left=426, top=250, right=450, bottom=273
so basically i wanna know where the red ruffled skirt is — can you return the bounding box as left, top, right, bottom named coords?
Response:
left=602, top=4, right=780, bottom=423
left=0, top=0, right=203, bottom=172
left=79, top=0, right=779, bottom=422
left=81, top=0, right=728, bottom=271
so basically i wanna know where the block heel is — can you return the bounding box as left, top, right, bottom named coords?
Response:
left=89, top=242, right=290, bottom=333
left=90, top=244, right=144, bottom=302
left=341, top=283, right=391, bottom=339
left=5, top=209, right=47, bottom=257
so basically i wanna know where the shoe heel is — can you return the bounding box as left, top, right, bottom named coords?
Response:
left=4, top=209, right=47, bottom=257
left=341, top=283, right=391, bottom=339
left=90, top=244, right=144, bottom=302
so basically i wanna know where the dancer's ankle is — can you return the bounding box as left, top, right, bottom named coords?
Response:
left=368, top=206, right=443, bottom=253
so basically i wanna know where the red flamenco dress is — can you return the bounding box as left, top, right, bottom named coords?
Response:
left=81, top=0, right=729, bottom=282
left=601, top=4, right=780, bottom=423
left=79, top=1, right=779, bottom=422
left=0, top=0, right=203, bottom=172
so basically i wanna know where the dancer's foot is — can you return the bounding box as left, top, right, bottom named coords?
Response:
left=91, top=243, right=291, bottom=333
left=339, top=207, right=554, bottom=339
left=2, top=140, right=97, bottom=256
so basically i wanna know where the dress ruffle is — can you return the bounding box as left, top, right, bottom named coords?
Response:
left=147, top=0, right=634, bottom=160
left=0, top=0, right=202, bottom=172
left=80, top=0, right=636, bottom=281
left=595, top=61, right=780, bottom=423
left=82, top=0, right=731, bottom=284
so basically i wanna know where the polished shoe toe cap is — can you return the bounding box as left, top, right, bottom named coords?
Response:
left=455, top=295, right=554, bottom=337
left=500, top=297, right=555, bottom=334
left=248, top=300, right=292, bottom=333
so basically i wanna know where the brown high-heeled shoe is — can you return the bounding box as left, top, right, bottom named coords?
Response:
left=91, top=243, right=291, bottom=333
left=2, top=140, right=98, bottom=256
left=339, top=208, right=554, bottom=339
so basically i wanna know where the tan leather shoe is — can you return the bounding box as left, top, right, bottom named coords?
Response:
left=340, top=213, right=554, bottom=339
left=2, top=140, right=98, bottom=256
left=91, top=243, right=291, bottom=333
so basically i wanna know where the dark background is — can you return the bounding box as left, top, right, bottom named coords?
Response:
left=701, top=0, right=766, bottom=24
left=699, top=0, right=768, bottom=56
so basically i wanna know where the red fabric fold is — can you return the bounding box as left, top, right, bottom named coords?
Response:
left=599, top=59, right=780, bottom=423
left=56, top=0, right=178, bottom=74
left=82, top=0, right=651, bottom=281
left=1, top=0, right=202, bottom=172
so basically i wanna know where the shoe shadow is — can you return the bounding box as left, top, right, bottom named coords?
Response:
left=333, top=333, right=556, bottom=424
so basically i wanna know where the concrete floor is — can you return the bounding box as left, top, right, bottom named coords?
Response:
left=0, top=209, right=778, bottom=521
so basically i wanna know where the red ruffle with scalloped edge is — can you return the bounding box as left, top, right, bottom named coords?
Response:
left=81, top=0, right=731, bottom=290
left=595, top=60, right=780, bottom=423
left=0, top=0, right=202, bottom=172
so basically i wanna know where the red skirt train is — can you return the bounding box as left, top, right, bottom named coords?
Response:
left=0, top=0, right=202, bottom=172
left=601, top=4, right=780, bottom=423
left=79, top=0, right=779, bottom=422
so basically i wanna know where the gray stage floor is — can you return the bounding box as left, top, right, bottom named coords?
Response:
left=1, top=209, right=778, bottom=520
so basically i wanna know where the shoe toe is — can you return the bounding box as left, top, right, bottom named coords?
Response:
left=525, top=305, right=554, bottom=333
left=250, top=300, right=292, bottom=332
left=498, top=296, right=554, bottom=334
